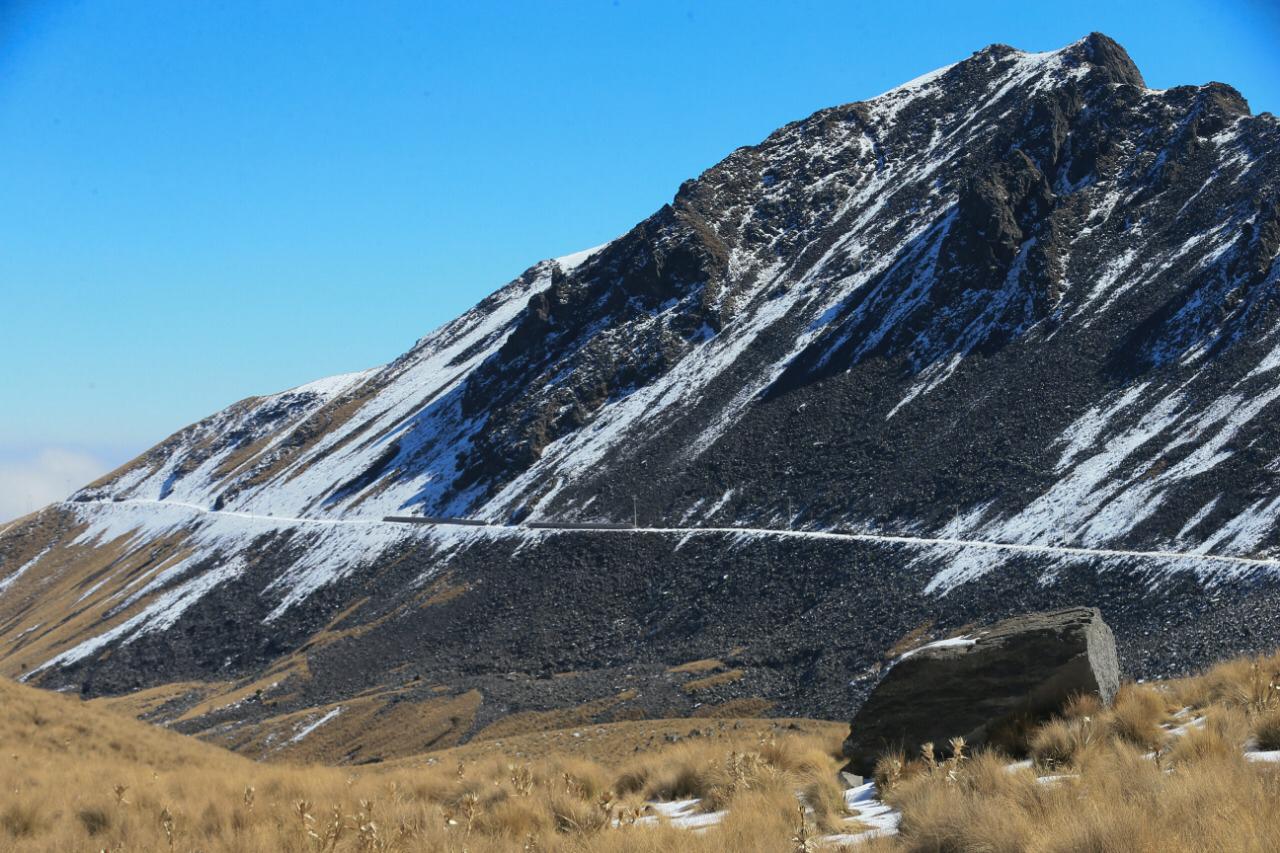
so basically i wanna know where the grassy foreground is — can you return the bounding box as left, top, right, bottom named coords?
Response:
left=865, top=651, right=1280, bottom=852
left=5, top=651, right=1280, bottom=851
left=0, top=675, right=851, bottom=852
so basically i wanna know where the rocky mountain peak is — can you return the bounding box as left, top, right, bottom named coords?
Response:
left=1063, top=31, right=1147, bottom=88
left=3, top=36, right=1279, bottom=741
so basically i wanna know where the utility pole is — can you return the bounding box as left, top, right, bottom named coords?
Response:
left=632, top=495, right=638, bottom=529
left=787, top=495, right=793, bottom=531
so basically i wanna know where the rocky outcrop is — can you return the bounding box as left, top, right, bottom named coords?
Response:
left=841, top=607, right=1120, bottom=776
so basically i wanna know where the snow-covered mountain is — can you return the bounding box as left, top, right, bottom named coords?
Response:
left=3, top=34, right=1279, bottom=755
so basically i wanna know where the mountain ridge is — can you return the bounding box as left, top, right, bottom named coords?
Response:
left=2, top=32, right=1279, bottom=756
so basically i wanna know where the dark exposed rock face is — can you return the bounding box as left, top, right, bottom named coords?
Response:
left=841, top=607, right=1120, bottom=776
left=63, top=32, right=1280, bottom=554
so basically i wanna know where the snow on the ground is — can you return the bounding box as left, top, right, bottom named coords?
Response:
left=279, top=368, right=377, bottom=399
left=1164, top=715, right=1206, bottom=737
left=24, top=556, right=248, bottom=678
left=819, top=780, right=901, bottom=846
left=621, top=780, right=900, bottom=846
left=15, top=499, right=528, bottom=678
left=0, top=545, right=52, bottom=595
left=927, top=374, right=1280, bottom=592
left=625, top=730, right=1280, bottom=846
left=630, top=798, right=726, bottom=832
left=288, top=706, right=342, bottom=744
left=554, top=241, right=613, bottom=271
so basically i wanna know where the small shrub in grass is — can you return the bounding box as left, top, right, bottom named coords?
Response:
left=640, top=760, right=706, bottom=801
left=1063, top=691, right=1104, bottom=719
left=477, top=796, right=554, bottom=839
left=873, top=751, right=906, bottom=795
left=611, top=768, right=649, bottom=797
left=76, top=806, right=111, bottom=837
left=1234, top=660, right=1280, bottom=713
left=710, top=789, right=802, bottom=853
left=704, top=750, right=786, bottom=810
left=758, top=736, right=834, bottom=775
left=549, top=792, right=609, bottom=834
left=800, top=776, right=849, bottom=833
left=1107, top=685, right=1168, bottom=749
left=1030, top=717, right=1095, bottom=769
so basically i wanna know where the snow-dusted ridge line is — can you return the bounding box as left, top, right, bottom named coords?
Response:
left=62, top=498, right=1280, bottom=572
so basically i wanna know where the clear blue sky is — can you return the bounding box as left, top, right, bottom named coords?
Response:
left=1, top=0, right=1277, bottom=517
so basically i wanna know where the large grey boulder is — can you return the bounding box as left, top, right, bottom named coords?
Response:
left=842, top=607, right=1120, bottom=776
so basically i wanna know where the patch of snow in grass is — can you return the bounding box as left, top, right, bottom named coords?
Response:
left=628, top=798, right=726, bottom=832
left=0, top=545, right=52, bottom=595
left=289, top=707, right=342, bottom=744
left=819, top=781, right=900, bottom=846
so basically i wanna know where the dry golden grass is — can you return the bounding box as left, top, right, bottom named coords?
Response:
left=1106, top=683, right=1171, bottom=749
left=666, top=658, right=727, bottom=675
left=0, top=675, right=852, bottom=852
left=13, top=638, right=1280, bottom=852
left=1165, top=652, right=1280, bottom=711
left=866, top=651, right=1280, bottom=852
left=392, top=716, right=842, bottom=769
left=691, top=697, right=775, bottom=717
left=681, top=669, right=745, bottom=693
left=868, top=740, right=1280, bottom=852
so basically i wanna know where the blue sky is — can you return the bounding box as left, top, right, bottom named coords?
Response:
left=1, top=0, right=1278, bottom=518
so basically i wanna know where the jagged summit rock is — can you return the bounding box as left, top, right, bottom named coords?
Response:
left=841, top=607, right=1120, bottom=776
left=1067, top=32, right=1146, bottom=88
left=1, top=35, right=1277, bottom=754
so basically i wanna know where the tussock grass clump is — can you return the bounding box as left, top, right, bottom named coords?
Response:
left=1029, top=715, right=1097, bottom=768
left=1167, top=707, right=1250, bottom=766
left=74, top=806, right=111, bottom=837
left=1166, top=654, right=1280, bottom=713
left=1107, top=684, right=1169, bottom=749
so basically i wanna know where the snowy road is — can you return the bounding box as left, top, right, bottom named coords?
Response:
left=62, top=498, right=1280, bottom=572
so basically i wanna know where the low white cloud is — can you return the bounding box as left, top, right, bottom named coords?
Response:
left=0, top=448, right=115, bottom=522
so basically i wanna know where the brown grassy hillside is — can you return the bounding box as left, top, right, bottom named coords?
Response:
left=9, top=652, right=1280, bottom=851
left=0, top=675, right=852, bottom=851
